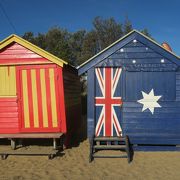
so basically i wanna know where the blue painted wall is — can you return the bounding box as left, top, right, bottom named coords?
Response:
left=86, top=37, right=180, bottom=145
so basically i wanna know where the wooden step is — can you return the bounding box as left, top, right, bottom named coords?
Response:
left=94, top=145, right=126, bottom=150
left=93, top=154, right=128, bottom=158
left=94, top=137, right=125, bottom=141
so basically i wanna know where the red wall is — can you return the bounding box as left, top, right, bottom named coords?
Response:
left=0, top=98, right=19, bottom=133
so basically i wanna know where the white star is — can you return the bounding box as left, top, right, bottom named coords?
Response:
left=137, top=89, right=162, bottom=114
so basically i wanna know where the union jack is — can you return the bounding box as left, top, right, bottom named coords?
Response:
left=95, top=68, right=123, bottom=137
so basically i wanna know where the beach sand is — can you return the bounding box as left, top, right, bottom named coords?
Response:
left=0, top=140, right=180, bottom=180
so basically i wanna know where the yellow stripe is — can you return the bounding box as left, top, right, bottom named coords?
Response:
left=40, top=69, right=48, bottom=127
left=49, top=68, right=58, bottom=127
left=9, top=66, right=16, bottom=95
left=22, top=70, right=30, bottom=128
left=0, top=67, right=5, bottom=95
left=31, top=69, right=39, bottom=128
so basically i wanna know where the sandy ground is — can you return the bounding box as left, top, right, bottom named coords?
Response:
left=0, top=140, right=180, bottom=180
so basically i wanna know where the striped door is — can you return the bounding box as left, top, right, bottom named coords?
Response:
left=18, top=65, right=61, bottom=132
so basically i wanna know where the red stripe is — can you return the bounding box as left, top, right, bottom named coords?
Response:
left=27, top=69, right=34, bottom=128
left=19, top=70, right=25, bottom=130
left=95, top=98, right=122, bottom=105
left=105, top=68, right=112, bottom=136
left=45, top=68, right=52, bottom=128
left=36, top=69, right=43, bottom=128
left=57, top=67, right=66, bottom=133
left=54, top=68, right=61, bottom=129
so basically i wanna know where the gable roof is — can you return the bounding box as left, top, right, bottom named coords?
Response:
left=0, top=34, right=68, bottom=67
left=78, top=29, right=179, bottom=75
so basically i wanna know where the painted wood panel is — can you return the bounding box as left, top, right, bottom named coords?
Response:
left=0, top=97, right=19, bottom=133
left=63, top=65, right=82, bottom=145
left=0, top=66, right=16, bottom=96
left=0, top=42, right=52, bottom=65
left=17, top=65, right=62, bottom=132
left=122, top=101, right=180, bottom=144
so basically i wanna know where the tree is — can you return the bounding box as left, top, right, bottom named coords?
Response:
left=123, top=16, right=133, bottom=35
left=93, top=16, right=123, bottom=50
left=22, top=32, right=36, bottom=44
left=34, top=33, right=46, bottom=50
left=45, top=27, right=72, bottom=62
left=68, top=30, right=86, bottom=66
left=22, top=16, right=152, bottom=66
left=141, top=28, right=152, bottom=38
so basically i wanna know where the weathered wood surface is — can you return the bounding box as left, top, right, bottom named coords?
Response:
left=0, top=133, right=63, bottom=139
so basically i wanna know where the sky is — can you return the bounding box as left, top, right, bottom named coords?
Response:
left=0, top=0, right=179, bottom=55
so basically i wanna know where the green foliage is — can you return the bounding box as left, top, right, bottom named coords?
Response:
left=22, top=16, right=152, bottom=66
left=123, top=16, right=133, bottom=35
left=93, top=16, right=123, bottom=50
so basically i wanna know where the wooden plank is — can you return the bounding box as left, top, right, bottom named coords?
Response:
left=125, top=136, right=180, bottom=145
left=93, top=154, right=128, bottom=158
left=94, top=137, right=125, bottom=141
left=109, top=52, right=163, bottom=59
left=0, top=107, right=18, bottom=112
left=0, top=123, right=18, bottom=128
left=0, top=112, right=18, bottom=118
left=0, top=133, right=63, bottom=139
left=116, top=46, right=154, bottom=53
left=0, top=118, right=18, bottom=123
left=87, top=68, right=95, bottom=138
left=94, top=145, right=126, bottom=150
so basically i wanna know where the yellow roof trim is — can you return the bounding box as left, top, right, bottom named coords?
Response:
left=78, top=29, right=179, bottom=68
left=0, top=34, right=68, bottom=67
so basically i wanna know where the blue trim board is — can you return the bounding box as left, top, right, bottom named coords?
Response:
left=87, top=68, right=95, bottom=138
left=133, top=145, right=180, bottom=151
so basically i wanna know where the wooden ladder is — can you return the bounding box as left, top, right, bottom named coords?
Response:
left=89, top=135, right=132, bottom=163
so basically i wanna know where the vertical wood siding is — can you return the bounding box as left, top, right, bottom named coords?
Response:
left=63, top=66, right=82, bottom=145
left=176, top=71, right=180, bottom=100
left=18, top=65, right=61, bottom=132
